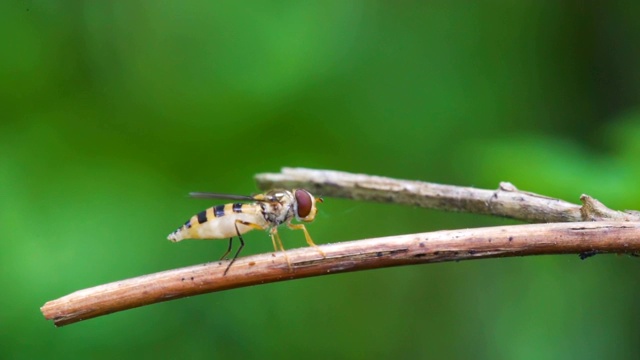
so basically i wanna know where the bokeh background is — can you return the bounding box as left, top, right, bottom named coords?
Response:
left=3, top=1, right=640, bottom=359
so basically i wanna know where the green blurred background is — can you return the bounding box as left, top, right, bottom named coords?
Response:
left=2, top=1, right=640, bottom=359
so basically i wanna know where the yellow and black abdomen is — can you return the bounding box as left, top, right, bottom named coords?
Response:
left=167, top=203, right=267, bottom=242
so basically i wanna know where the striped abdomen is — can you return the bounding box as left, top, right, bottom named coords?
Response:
left=167, top=203, right=268, bottom=242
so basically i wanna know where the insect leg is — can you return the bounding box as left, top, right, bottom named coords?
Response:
left=223, top=220, right=266, bottom=276
left=223, top=234, right=244, bottom=276
left=219, top=238, right=233, bottom=261
left=223, top=225, right=244, bottom=276
left=287, top=223, right=326, bottom=257
left=270, top=227, right=292, bottom=271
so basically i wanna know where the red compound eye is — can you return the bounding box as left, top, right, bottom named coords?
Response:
left=295, top=189, right=312, bottom=218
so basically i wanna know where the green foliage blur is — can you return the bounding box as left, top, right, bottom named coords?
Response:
left=2, top=1, right=640, bottom=359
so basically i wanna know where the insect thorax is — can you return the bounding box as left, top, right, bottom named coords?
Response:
left=260, top=194, right=295, bottom=226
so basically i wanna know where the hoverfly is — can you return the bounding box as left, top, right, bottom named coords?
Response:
left=167, top=189, right=325, bottom=275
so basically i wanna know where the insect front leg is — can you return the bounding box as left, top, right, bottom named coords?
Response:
left=287, top=223, right=326, bottom=257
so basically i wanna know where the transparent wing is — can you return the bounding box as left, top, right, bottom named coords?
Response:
left=188, top=192, right=257, bottom=201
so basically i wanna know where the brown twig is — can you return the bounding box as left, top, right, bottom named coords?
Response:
left=41, top=168, right=640, bottom=326
left=255, top=167, right=640, bottom=222
left=41, top=221, right=640, bottom=326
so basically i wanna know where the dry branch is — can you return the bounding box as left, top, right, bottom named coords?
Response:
left=41, top=167, right=640, bottom=327
left=255, top=168, right=640, bottom=222
left=41, top=222, right=640, bottom=326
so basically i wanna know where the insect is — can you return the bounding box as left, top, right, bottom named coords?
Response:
left=167, top=189, right=325, bottom=275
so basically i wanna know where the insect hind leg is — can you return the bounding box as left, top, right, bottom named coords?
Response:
left=222, top=220, right=266, bottom=276
left=219, top=238, right=233, bottom=261
left=223, top=235, right=244, bottom=276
